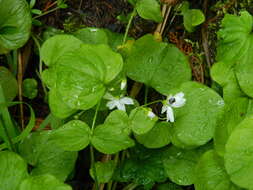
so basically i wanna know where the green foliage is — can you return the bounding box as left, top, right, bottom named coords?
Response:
left=134, top=122, right=171, bottom=148
left=224, top=116, right=253, bottom=189
left=0, top=0, right=32, bottom=54
left=126, top=34, right=191, bottom=95
left=23, top=78, right=38, bottom=99
left=19, top=174, right=72, bottom=190
left=114, top=145, right=167, bottom=189
left=163, top=144, right=212, bottom=186
left=0, top=66, right=18, bottom=101
left=19, top=131, right=78, bottom=181
left=194, top=150, right=240, bottom=190
left=0, top=151, right=28, bottom=190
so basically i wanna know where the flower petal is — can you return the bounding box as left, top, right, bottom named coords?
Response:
left=172, top=92, right=186, bottom=108
left=166, top=106, right=174, bottom=122
left=106, top=100, right=116, bottom=110
left=115, top=101, right=126, bottom=111
left=161, top=105, right=167, bottom=114
left=120, top=97, right=134, bottom=105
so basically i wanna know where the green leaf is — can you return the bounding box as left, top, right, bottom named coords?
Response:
left=214, top=98, right=252, bottom=157
left=19, top=131, right=78, bottom=181
left=134, top=122, right=171, bottom=148
left=74, top=27, right=108, bottom=45
left=42, top=37, right=124, bottom=118
left=183, top=9, right=205, bottom=32
left=0, top=151, right=28, bottom=190
left=91, top=123, right=135, bottom=154
left=0, top=66, right=18, bottom=101
left=114, top=145, right=167, bottom=189
left=90, top=160, right=116, bottom=183
left=195, top=150, right=240, bottom=190
left=50, top=120, right=91, bottom=151
left=129, top=107, right=158, bottom=135
left=48, top=88, right=77, bottom=119
left=19, top=174, right=72, bottom=190
left=169, top=82, right=224, bottom=149
left=214, top=11, right=253, bottom=98
left=224, top=116, right=253, bottom=189
left=23, top=78, right=38, bottom=99
left=136, top=0, right=163, bottom=22
left=0, top=0, right=31, bottom=54
left=104, top=110, right=131, bottom=134
left=40, top=35, right=83, bottom=66
left=126, top=34, right=191, bottom=95
left=163, top=144, right=212, bottom=186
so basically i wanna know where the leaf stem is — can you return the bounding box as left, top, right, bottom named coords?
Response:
left=122, top=8, right=136, bottom=45
left=90, top=101, right=101, bottom=190
left=33, top=7, right=60, bottom=19
left=144, top=86, right=149, bottom=104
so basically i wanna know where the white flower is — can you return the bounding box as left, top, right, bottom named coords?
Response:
left=105, top=94, right=134, bottom=111
left=147, top=110, right=156, bottom=119
left=161, top=92, right=186, bottom=122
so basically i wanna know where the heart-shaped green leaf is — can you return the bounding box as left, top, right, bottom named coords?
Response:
left=126, top=34, right=191, bottom=95
left=136, top=0, right=163, bottom=22
left=0, top=0, right=31, bottom=54
left=50, top=120, right=91, bottom=151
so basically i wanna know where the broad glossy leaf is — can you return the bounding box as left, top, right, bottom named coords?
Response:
left=41, top=35, right=83, bottom=66
left=135, top=122, right=171, bottom=148
left=163, top=144, right=211, bottom=186
left=136, top=0, right=163, bottom=22
left=195, top=150, right=240, bottom=190
left=50, top=120, right=91, bottom=151
left=0, top=66, right=18, bottom=101
left=214, top=98, right=251, bottom=157
left=74, top=27, right=108, bottom=45
left=225, top=116, right=253, bottom=189
left=215, top=11, right=253, bottom=97
left=0, top=0, right=31, bottom=54
left=126, top=34, right=191, bottom=95
left=169, top=82, right=224, bottom=148
left=129, top=107, right=158, bottom=135
left=0, top=151, right=28, bottom=190
left=19, top=131, right=78, bottom=181
left=91, top=123, right=135, bottom=154
left=19, top=174, right=72, bottom=190
left=90, top=160, right=116, bottom=183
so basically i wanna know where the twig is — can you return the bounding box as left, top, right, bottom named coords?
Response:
left=18, top=51, right=24, bottom=129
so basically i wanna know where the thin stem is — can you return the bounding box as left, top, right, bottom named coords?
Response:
left=18, top=51, right=24, bottom=129
left=33, top=7, right=60, bottom=19
left=141, top=99, right=163, bottom=107
left=122, top=8, right=136, bottom=45
left=144, top=86, right=149, bottom=104
left=90, top=102, right=101, bottom=190
left=0, top=116, right=14, bottom=151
